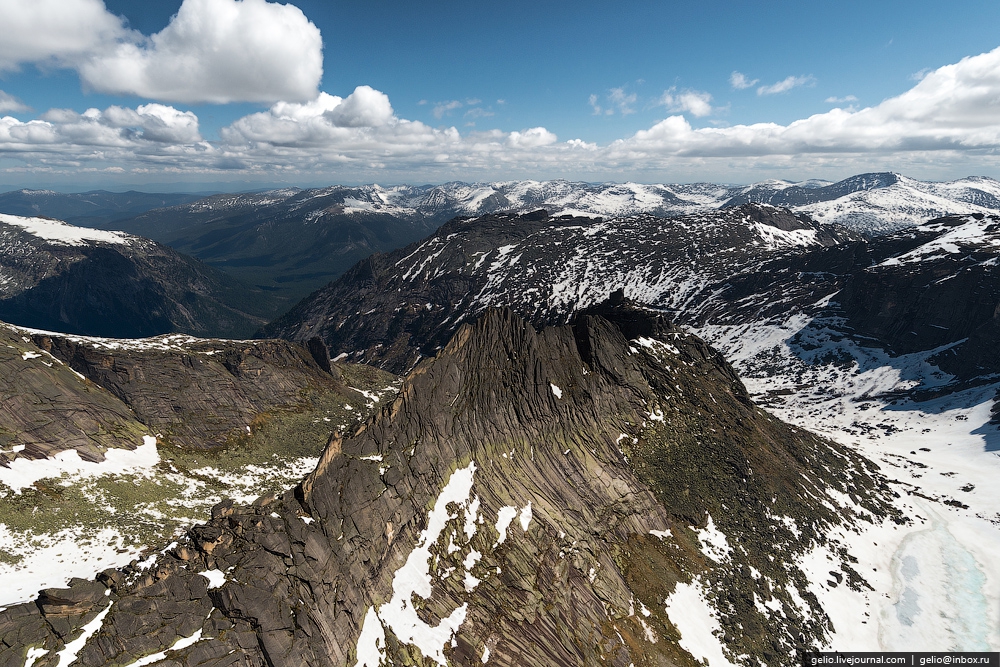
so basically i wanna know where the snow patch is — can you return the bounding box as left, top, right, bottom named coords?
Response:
left=198, top=569, right=226, bottom=589
left=119, top=629, right=205, bottom=667
left=0, top=213, right=132, bottom=247
left=664, top=578, right=734, bottom=667
left=695, top=514, right=731, bottom=561
left=355, top=462, right=478, bottom=666
left=494, top=506, right=518, bottom=547
left=519, top=502, right=532, bottom=531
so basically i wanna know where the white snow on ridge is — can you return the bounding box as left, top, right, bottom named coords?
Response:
left=880, top=215, right=1000, bottom=266
left=664, top=578, right=735, bottom=667
left=0, top=213, right=132, bottom=246
left=0, top=527, right=143, bottom=607
left=752, top=222, right=820, bottom=249
left=0, top=435, right=159, bottom=493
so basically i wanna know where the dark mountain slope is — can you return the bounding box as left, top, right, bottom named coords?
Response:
left=259, top=205, right=863, bottom=373
left=261, top=207, right=1000, bottom=390
left=1, top=305, right=896, bottom=667
left=0, top=189, right=202, bottom=228
left=1, top=322, right=347, bottom=458
left=103, top=188, right=440, bottom=301
left=0, top=214, right=286, bottom=338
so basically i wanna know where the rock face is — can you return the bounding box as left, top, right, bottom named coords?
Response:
left=0, top=213, right=284, bottom=339
left=0, top=325, right=147, bottom=464
left=0, top=305, right=896, bottom=667
left=1, top=323, right=343, bottom=459
left=837, top=214, right=1000, bottom=380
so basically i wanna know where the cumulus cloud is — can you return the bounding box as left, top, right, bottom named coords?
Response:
left=659, top=88, right=714, bottom=117
left=730, top=71, right=758, bottom=90
left=757, top=75, right=816, bottom=95
left=3, top=45, right=1000, bottom=182
left=78, top=0, right=323, bottom=103
left=0, top=90, right=30, bottom=113
left=617, top=46, right=1000, bottom=158
left=0, top=0, right=321, bottom=104
left=1, top=103, right=202, bottom=156
left=825, top=95, right=859, bottom=104
left=507, top=127, right=557, bottom=148
left=0, top=0, right=129, bottom=71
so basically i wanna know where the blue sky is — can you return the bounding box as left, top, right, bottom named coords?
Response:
left=1, top=0, right=1000, bottom=190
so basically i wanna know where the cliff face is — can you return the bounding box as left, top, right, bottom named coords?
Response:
left=1, top=306, right=897, bottom=667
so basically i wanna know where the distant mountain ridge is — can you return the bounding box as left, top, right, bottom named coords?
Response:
left=6, top=172, right=998, bottom=304
left=0, top=189, right=202, bottom=228
left=115, top=172, right=999, bottom=236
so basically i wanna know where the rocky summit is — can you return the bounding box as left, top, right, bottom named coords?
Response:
left=1, top=304, right=899, bottom=667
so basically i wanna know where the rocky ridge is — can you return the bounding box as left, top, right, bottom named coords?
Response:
left=261, top=207, right=1000, bottom=393
left=7, top=173, right=990, bottom=310
left=259, top=205, right=864, bottom=374
left=1, top=305, right=898, bottom=667
left=1, top=323, right=342, bottom=460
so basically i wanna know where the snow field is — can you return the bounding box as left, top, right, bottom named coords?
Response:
left=695, top=316, right=1000, bottom=651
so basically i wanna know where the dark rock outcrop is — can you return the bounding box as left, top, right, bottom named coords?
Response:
left=1, top=306, right=896, bottom=667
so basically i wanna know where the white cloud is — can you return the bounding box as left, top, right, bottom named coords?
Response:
left=77, top=0, right=322, bottom=103
left=589, top=88, right=636, bottom=116
left=0, top=0, right=130, bottom=71
left=3, top=45, right=1000, bottom=183
left=757, top=75, right=816, bottom=95
left=0, top=90, right=30, bottom=113
left=1, top=103, right=202, bottom=153
left=588, top=94, right=607, bottom=115
left=0, top=0, right=321, bottom=104
left=825, top=95, right=859, bottom=104
left=609, top=87, right=637, bottom=115
left=507, top=127, right=557, bottom=148
left=730, top=71, right=758, bottom=90
left=433, top=100, right=463, bottom=119
left=660, top=88, right=714, bottom=117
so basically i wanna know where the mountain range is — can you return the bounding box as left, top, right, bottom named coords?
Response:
left=0, top=174, right=998, bottom=664
left=4, top=172, right=992, bottom=303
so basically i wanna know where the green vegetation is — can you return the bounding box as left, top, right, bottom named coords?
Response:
left=0, top=363, right=400, bottom=566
